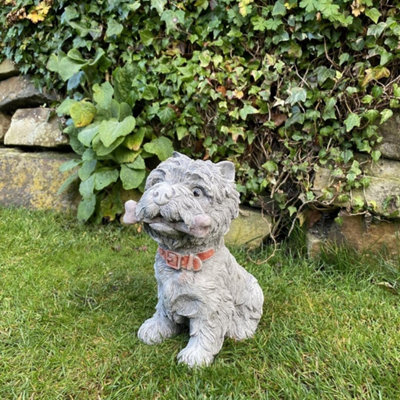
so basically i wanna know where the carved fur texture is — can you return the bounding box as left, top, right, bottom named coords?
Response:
left=131, top=152, right=264, bottom=367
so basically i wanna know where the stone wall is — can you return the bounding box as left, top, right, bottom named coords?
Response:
left=0, top=60, right=79, bottom=211
left=308, top=117, right=400, bottom=258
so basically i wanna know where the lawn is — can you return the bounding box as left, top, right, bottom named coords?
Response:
left=0, top=207, right=399, bottom=399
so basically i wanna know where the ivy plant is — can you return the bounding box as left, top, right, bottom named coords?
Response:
left=1, top=0, right=400, bottom=231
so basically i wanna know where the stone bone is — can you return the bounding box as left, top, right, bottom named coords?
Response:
left=123, top=152, right=264, bottom=367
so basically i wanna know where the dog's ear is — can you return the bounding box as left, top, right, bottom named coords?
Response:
left=216, top=161, right=235, bottom=182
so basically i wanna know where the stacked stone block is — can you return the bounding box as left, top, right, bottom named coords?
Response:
left=0, top=59, right=79, bottom=211
left=308, top=117, right=400, bottom=258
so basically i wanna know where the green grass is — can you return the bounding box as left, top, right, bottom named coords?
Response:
left=0, top=207, right=399, bottom=400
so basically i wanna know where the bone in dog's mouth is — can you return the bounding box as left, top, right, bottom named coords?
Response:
left=144, top=215, right=211, bottom=238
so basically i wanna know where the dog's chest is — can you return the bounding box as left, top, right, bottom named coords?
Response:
left=157, top=268, right=208, bottom=319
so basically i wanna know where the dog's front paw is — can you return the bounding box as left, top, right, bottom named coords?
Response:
left=177, top=345, right=214, bottom=367
left=138, top=316, right=178, bottom=345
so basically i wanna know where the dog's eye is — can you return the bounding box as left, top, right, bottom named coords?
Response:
left=193, top=188, right=203, bottom=198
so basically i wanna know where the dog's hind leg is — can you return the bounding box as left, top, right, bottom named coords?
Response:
left=177, top=315, right=226, bottom=367
left=138, top=304, right=180, bottom=345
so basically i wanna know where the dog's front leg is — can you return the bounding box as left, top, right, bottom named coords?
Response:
left=138, top=304, right=180, bottom=345
left=177, top=315, right=225, bottom=367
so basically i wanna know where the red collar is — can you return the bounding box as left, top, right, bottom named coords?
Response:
left=158, top=247, right=215, bottom=272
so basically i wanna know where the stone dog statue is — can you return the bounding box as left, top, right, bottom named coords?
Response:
left=123, top=152, right=264, bottom=367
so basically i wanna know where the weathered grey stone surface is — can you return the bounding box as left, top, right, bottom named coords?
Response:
left=123, top=152, right=264, bottom=367
left=0, top=148, right=79, bottom=211
left=0, top=59, right=18, bottom=80
left=377, top=112, right=400, bottom=161
left=4, top=108, right=68, bottom=148
left=0, top=112, right=11, bottom=142
left=225, top=206, right=271, bottom=249
left=0, top=76, right=57, bottom=111
left=313, top=157, right=400, bottom=216
left=306, top=210, right=400, bottom=258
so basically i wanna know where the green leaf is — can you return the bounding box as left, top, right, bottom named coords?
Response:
left=286, top=87, right=307, bottom=105
left=93, top=136, right=125, bottom=157
left=157, top=107, right=176, bottom=124
left=58, top=171, right=78, bottom=195
left=124, top=129, right=145, bottom=151
left=59, top=159, right=80, bottom=172
left=114, top=148, right=139, bottom=164
left=94, top=169, right=119, bottom=190
left=57, top=98, right=77, bottom=116
left=77, top=123, right=100, bottom=147
left=120, top=165, right=146, bottom=190
left=151, top=0, right=167, bottom=14
left=371, top=150, right=381, bottom=162
left=126, top=155, right=146, bottom=170
left=365, top=8, right=381, bottom=24
left=272, top=1, right=286, bottom=16
left=239, top=104, right=259, bottom=120
left=79, top=175, right=95, bottom=199
left=70, top=101, right=96, bottom=128
left=380, top=109, right=393, bottom=125
left=262, top=160, right=278, bottom=172
left=77, top=195, right=96, bottom=222
left=161, top=10, right=185, bottom=33
left=143, top=137, right=174, bottom=161
left=47, top=51, right=86, bottom=81
left=288, top=206, right=297, bottom=216
left=99, top=116, right=136, bottom=148
left=78, top=160, right=97, bottom=181
left=106, top=19, right=123, bottom=37
left=199, top=51, right=211, bottom=68
left=344, top=113, right=361, bottom=132
left=142, top=85, right=159, bottom=101
left=93, top=81, right=114, bottom=109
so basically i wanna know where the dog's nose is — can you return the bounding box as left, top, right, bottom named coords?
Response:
left=153, top=183, right=174, bottom=206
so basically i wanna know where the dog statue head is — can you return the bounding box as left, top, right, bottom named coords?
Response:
left=123, top=152, right=240, bottom=251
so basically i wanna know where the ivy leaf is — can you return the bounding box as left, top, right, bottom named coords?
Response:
left=151, top=0, right=167, bottom=15
left=106, top=19, right=123, bottom=37
left=70, top=101, right=96, bottom=128
left=286, top=87, right=307, bottom=105
left=344, top=113, right=361, bottom=132
left=98, top=116, right=136, bottom=148
left=94, top=169, right=120, bottom=190
left=380, top=109, right=393, bottom=125
left=157, top=107, right=176, bottom=124
left=361, top=66, right=390, bottom=87
left=143, top=137, right=174, bottom=161
left=142, top=85, right=159, bottom=100
left=365, top=7, right=381, bottom=23
left=161, top=10, right=185, bottom=34
left=47, top=51, right=86, bottom=81
left=93, top=81, right=114, bottom=109
left=239, top=104, right=259, bottom=120
left=120, top=165, right=146, bottom=190
left=262, top=160, right=278, bottom=172
left=272, top=1, right=286, bottom=16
